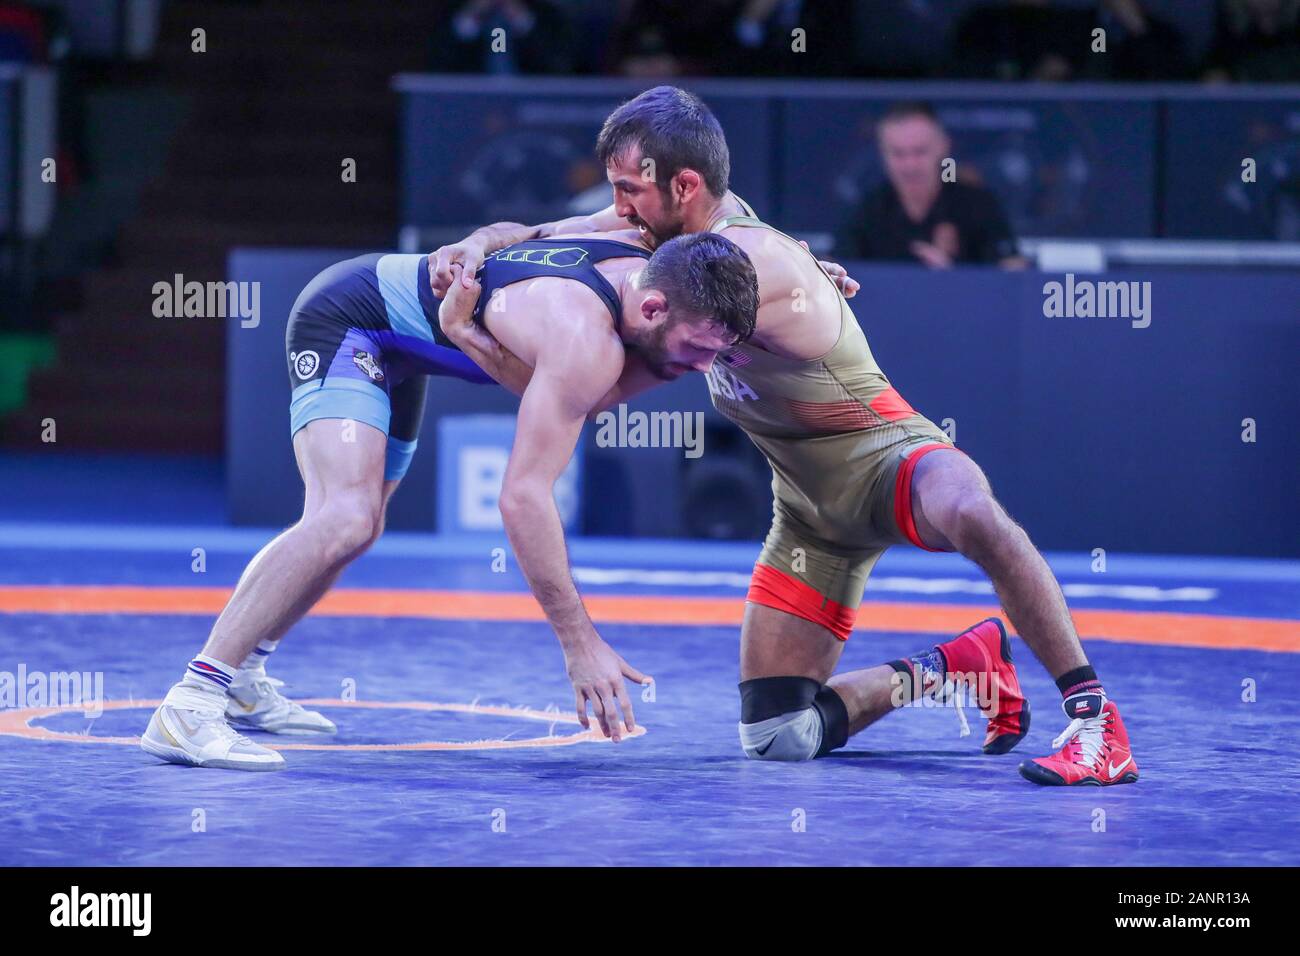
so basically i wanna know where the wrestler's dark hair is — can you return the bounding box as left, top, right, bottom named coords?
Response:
left=642, top=232, right=758, bottom=344
left=596, top=86, right=730, bottom=198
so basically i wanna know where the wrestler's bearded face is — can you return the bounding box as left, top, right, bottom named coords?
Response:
left=606, top=150, right=688, bottom=249
left=629, top=312, right=732, bottom=381
left=632, top=317, right=681, bottom=379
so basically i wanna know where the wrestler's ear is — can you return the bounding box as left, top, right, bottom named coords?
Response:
left=640, top=291, right=669, bottom=325
left=673, top=168, right=703, bottom=205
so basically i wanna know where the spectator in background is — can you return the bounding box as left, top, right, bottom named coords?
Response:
left=1204, top=0, right=1300, bottom=82
left=727, top=0, right=854, bottom=76
left=440, top=0, right=579, bottom=74
left=1102, top=0, right=1194, bottom=80
left=948, top=0, right=1096, bottom=81
left=836, top=102, right=1026, bottom=269
left=611, top=0, right=742, bottom=77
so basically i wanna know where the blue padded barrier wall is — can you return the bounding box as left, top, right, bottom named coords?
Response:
left=229, top=249, right=1300, bottom=557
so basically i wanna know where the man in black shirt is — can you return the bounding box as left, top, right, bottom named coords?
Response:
left=837, top=102, right=1026, bottom=269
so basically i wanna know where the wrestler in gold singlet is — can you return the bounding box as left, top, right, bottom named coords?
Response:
left=429, top=84, right=1137, bottom=786
left=707, top=201, right=954, bottom=637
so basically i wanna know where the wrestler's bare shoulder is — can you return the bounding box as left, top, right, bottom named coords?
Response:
left=716, top=223, right=817, bottom=288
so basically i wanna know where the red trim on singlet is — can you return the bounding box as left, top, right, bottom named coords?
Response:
left=868, top=387, right=918, bottom=422
left=784, top=387, right=919, bottom=433
left=893, top=442, right=958, bottom=552
left=746, top=563, right=857, bottom=641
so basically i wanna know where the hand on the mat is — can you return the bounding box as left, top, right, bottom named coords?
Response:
left=428, top=238, right=488, bottom=299
left=565, top=637, right=649, bottom=743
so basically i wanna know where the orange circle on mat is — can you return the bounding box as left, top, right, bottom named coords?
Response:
left=0, top=698, right=645, bottom=751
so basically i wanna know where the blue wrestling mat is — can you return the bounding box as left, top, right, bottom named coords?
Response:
left=1, top=513, right=1297, bottom=867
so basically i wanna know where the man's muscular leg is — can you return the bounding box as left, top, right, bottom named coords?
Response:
left=737, top=458, right=1038, bottom=760
left=213, top=422, right=400, bottom=736
left=741, top=598, right=994, bottom=759
left=907, top=449, right=1090, bottom=683
left=906, top=448, right=1138, bottom=785
left=740, top=603, right=901, bottom=734
left=740, top=600, right=920, bottom=759
left=204, top=419, right=394, bottom=668
left=142, top=420, right=397, bottom=768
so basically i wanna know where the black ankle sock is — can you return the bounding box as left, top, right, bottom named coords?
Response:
left=1055, top=665, right=1105, bottom=699
left=887, top=645, right=949, bottom=704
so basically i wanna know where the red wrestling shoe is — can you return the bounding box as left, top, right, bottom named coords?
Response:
left=1019, top=694, right=1139, bottom=786
left=937, top=617, right=1031, bottom=755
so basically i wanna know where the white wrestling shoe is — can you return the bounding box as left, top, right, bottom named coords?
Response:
left=141, top=685, right=285, bottom=771
left=226, top=673, right=337, bottom=736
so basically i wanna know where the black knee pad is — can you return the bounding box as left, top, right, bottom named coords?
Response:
left=738, top=676, right=850, bottom=757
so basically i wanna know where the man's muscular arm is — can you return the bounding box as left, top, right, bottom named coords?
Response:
left=540, top=213, right=860, bottom=300
left=428, top=206, right=631, bottom=298
left=436, top=267, right=534, bottom=396
left=430, top=201, right=858, bottom=298
left=534, top=204, right=629, bottom=239
left=500, top=322, right=649, bottom=739
left=428, top=221, right=540, bottom=297
left=729, top=227, right=844, bottom=360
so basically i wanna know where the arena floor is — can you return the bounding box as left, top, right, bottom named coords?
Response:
left=1, top=497, right=1297, bottom=866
